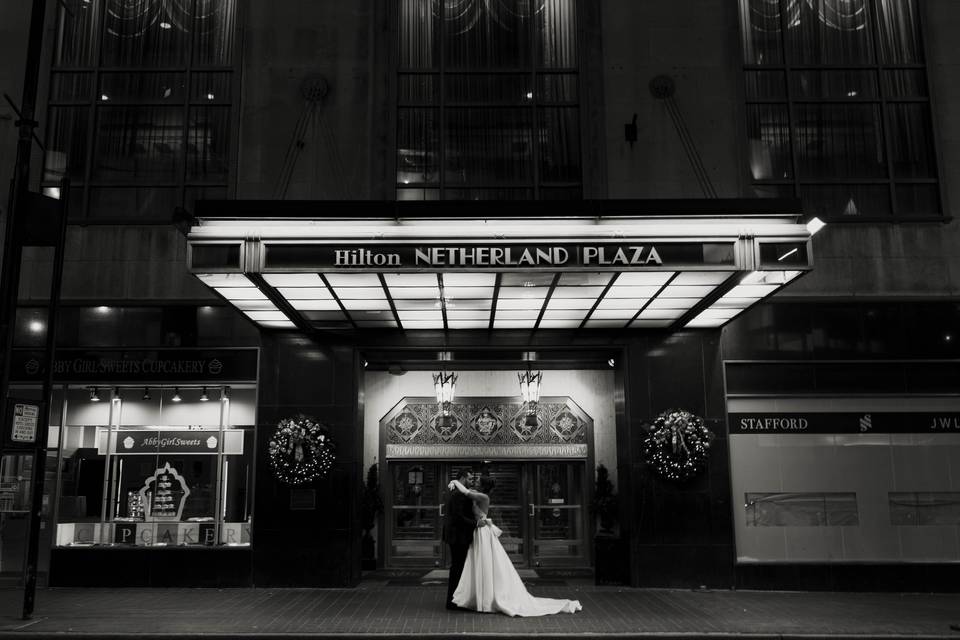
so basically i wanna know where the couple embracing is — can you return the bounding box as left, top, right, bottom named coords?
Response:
left=442, top=468, right=582, bottom=617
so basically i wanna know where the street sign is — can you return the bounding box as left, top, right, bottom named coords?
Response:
left=11, top=403, right=39, bottom=443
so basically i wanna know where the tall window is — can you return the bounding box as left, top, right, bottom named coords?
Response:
left=739, top=0, right=940, bottom=219
left=396, top=0, right=581, bottom=200
left=44, top=0, right=238, bottom=221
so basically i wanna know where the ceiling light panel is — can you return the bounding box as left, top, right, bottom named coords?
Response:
left=244, top=310, right=289, bottom=321
left=263, top=273, right=324, bottom=287
left=324, top=273, right=382, bottom=287
left=671, top=271, right=732, bottom=285
left=496, top=310, right=542, bottom=320
left=630, top=319, right=671, bottom=328
left=388, top=286, right=441, bottom=299
left=397, top=311, right=443, bottom=321
left=232, top=299, right=280, bottom=311
left=595, top=298, right=645, bottom=310
left=497, top=298, right=547, bottom=310
left=215, top=287, right=268, bottom=301
left=584, top=319, right=627, bottom=328
left=616, top=272, right=674, bottom=286
left=447, top=320, right=490, bottom=329
left=278, top=287, right=333, bottom=299
left=493, top=320, right=538, bottom=329
left=289, top=299, right=342, bottom=311
left=258, top=320, right=297, bottom=328
left=551, top=285, right=608, bottom=298
left=604, top=285, right=662, bottom=298
left=645, top=297, right=701, bottom=309
left=444, top=298, right=491, bottom=310
left=443, top=286, right=494, bottom=299
left=558, top=272, right=613, bottom=286
left=356, top=320, right=399, bottom=328
left=302, top=311, right=348, bottom=321
left=384, top=273, right=439, bottom=287
left=497, top=286, right=549, bottom=299
left=542, top=308, right=590, bottom=318
left=501, top=273, right=554, bottom=286
left=198, top=273, right=256, bottom=288
left=338, top=299, right=392, bottom=311
left=393, top=298, right=443, bottom=311
left=657, top=284, right=718, bottom=298
left=636, top=308, right=687, bottom=320
left=591, top=309, right=638, bottom=320
left=727, top=284, right=779, bottom=298
left=539, top=319, right=584, bottom=329
left=401, top=320, right=445, bottom=329
left=445, top=310, right=492, bottom=320
left=545, top=298, right=596, bottom=310
left=332, top=286, right=387, bottom=300
left=443, top=273, right=497, bottom=286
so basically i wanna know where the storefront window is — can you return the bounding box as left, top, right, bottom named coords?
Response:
left=54, top=385, right=254, bottom=548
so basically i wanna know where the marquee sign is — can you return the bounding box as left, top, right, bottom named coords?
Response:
left=263, top=242, right=736, bottom=270
left=729, top=412, right=960, bottom=435
left=10, top=348, right=258, bottom=383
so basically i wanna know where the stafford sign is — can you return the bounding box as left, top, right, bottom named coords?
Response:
left=729, top=412, right=960, bottom=434
left=264, top=242, right=735, bottom=270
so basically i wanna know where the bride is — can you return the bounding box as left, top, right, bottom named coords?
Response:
left=448, top=476, right=582, bottom=616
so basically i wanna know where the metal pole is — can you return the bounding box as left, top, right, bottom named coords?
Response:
left=0, top=0, right=53, bottom=620
left=22, top=179, right=68, bottom=619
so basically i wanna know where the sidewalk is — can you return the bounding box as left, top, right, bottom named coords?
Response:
left=1, top=579, right=959, bottom=639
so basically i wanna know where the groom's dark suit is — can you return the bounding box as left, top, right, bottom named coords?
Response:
left=442, top=485, right=476, bottom=609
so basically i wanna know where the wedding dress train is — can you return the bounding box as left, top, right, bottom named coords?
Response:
left=451, top=520, right=582, bottom=616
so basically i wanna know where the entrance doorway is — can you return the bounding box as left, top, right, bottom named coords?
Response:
left=384, top=460, right=588, bottom=569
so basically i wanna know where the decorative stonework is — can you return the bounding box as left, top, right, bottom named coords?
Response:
left=386, top=443, right=588, bottom=460
left=381, top=396, right=591, bottom=459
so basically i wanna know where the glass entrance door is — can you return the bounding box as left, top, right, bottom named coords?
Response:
left=384, top=460, right=588, bottom=569
left=529, top=462, right=587, bottom=567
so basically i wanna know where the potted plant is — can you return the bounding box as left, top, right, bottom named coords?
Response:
left=590, top=464, right=618, bottom=535
left=360, top=462, right=384, bottom=569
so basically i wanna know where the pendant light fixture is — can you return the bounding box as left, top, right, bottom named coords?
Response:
left=518, top=367, right=543, bottom=427
left=171, top=387, right=182, bottom=402
left=433, top=371, right=458, bottom=429
left=142, top=387, right=151, bottom=400
left=200, top=387, right=209, bottom=402
left=89, top=387, right=101, bottom=402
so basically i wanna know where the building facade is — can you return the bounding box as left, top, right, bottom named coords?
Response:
left=0, top=0, right=958, bottom=590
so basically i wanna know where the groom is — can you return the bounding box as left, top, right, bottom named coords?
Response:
left=442, top=468, right=477, bottom=610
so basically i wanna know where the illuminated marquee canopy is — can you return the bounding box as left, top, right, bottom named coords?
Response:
left=186, top=200, right=819, bottom=333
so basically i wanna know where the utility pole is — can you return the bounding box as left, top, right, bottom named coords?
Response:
left=0, top=0, right=66, bottom=620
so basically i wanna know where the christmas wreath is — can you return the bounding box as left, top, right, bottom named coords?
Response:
left=641, top=409, right=714, bottom=483
left=268, top=416, right=336, bottom=485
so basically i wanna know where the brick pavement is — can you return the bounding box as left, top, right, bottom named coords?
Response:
left=0, top=581, right=958, bottom=639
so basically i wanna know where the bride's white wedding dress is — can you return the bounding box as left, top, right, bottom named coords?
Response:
left=451, top=513, right=582, bottom=616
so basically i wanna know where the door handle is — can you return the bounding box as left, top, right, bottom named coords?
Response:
left=439, top=503, right=445, bottom=517
left=529, top=503, right=535, bottom=516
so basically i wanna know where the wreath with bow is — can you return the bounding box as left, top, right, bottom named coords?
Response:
left=268, top=416, right=336, bottom=485
left=641, top=409, right=714, bottom=483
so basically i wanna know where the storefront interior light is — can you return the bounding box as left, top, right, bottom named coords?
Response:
left=89, top=387, right=100, bottom=402
left=200, top=387, right=209, bottom=402
left=172, top=387, right=182, bottom=402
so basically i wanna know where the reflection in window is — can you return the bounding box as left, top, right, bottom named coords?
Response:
left=890, top=492, right=960, bottom=525
left=397, top=0, right=581, bottom=199
left=739, top=0, right=941, bottom=218
left=745, top=492, right=859, bottom=526
left=45, top=0, right=238, bottom=220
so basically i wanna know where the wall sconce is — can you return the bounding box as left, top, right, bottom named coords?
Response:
left=518, top=369, right=543, bottom=427
left=433, top=371, right=458, bottom=428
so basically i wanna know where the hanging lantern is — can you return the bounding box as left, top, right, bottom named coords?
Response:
left=433, top=371, right=458, bottom=426
left=518, top=369, right=543, bottom=427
